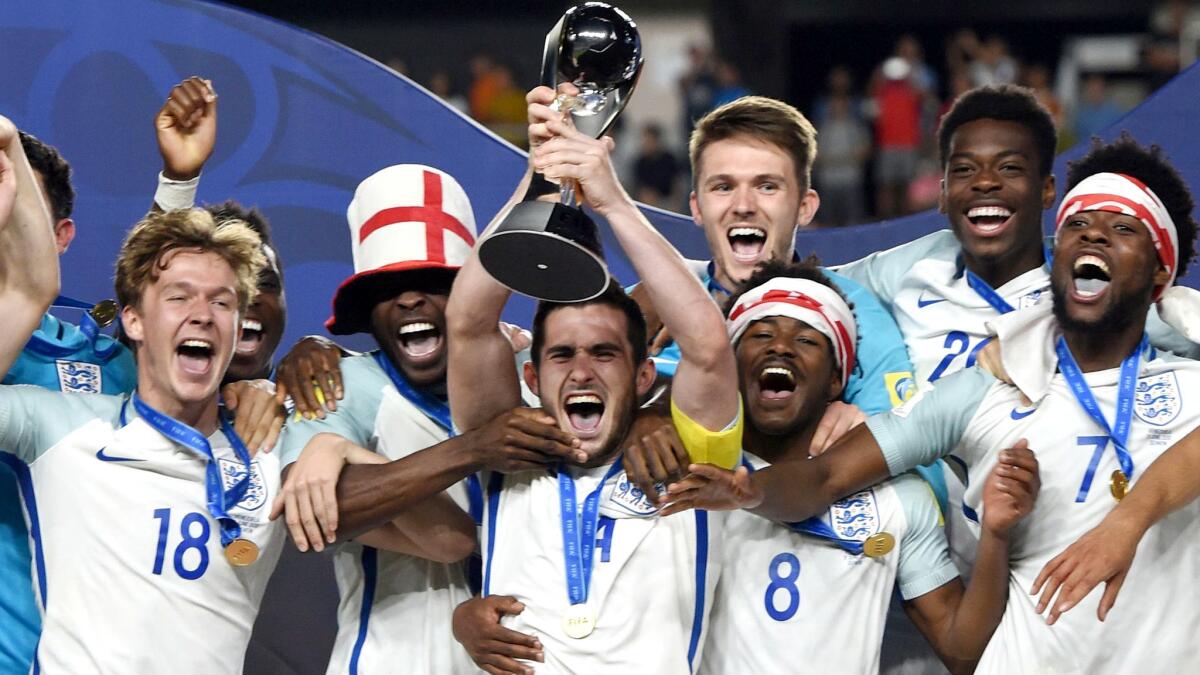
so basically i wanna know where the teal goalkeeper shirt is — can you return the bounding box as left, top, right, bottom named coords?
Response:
left=0, top=313, right=135, bottom=672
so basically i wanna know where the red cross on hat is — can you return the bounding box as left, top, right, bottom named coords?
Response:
left=326, top=164, right=477, bottom=335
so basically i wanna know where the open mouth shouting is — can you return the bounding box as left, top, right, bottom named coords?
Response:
left=964, top=205, right=1014, bottom=237
left=1071, top=254, right=1111, bottom=301
left=757, top=365, right=797, bottom=401
left=237, top=319, right=263, bottom=355
left=563, top=391, right=606, bottom=439
left=728, top=226, right=767, bottom=264
left=398, top=320, right=443, bottom=362
left=177, top=338, right=215, bottom=378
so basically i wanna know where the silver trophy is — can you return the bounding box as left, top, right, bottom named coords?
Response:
left=478, top=2, right=643, bottom=302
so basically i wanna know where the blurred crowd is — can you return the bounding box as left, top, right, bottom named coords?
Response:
left=400, top=0, right=1200, bottom=228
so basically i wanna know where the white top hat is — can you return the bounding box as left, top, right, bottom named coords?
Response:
left=326, top=164, right=476, bottom=334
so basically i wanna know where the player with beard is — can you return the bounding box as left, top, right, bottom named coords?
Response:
left=1023, top=138, right=1200, bottom=626
left=664, top=135, right=1200, bottom=672
left=440, top=84, right=742, bottom=672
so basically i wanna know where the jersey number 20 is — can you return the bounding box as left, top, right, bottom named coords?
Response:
left=152, top=508, right=210, bottom=580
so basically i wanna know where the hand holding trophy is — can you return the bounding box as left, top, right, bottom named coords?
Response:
left=478, top=2, right=642, bottom=302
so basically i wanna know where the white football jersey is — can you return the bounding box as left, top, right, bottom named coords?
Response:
left=0, top=386, right=284, bottom=674
left=480, top=461, right=724, bottom=674
left=701, top=455, right=957, bottom=675
left=868, top=305, right=1200, bottom=673
left=279, top=354, right=475, bottom=674
left=835, top=230, right=1050, bottom=385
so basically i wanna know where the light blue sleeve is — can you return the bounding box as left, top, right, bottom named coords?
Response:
left=1146, top=305, right=1200, bottom=360
left=864, top=366, right=996, bottom=476
left=890, top=473, right=959, bottom=600
left=276, top=354, right=387, bottom=467
left=0, top=386, right=122, bottom=463
left=832, top=230, right=957, bottom=311
left=99, top=345, right=137, bottom=395
left=824, top=270, right=916, bottom=415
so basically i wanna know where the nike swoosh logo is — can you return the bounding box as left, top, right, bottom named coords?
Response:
left=916, top=292, right=947, bottom=308
left=1010, top=407, right=1036, bottom=420
left=96, top=447, right=139, bottom=462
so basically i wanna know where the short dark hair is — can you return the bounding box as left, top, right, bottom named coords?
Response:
left=1066, top=133, right=1198, bottom=278
left=530, top=282, right=648, bottom=368
left=937, top=85, right=1057, bottom=178
left=19, top=131, right=74, bottom=222
left=206, top=200, right=273, bottom=247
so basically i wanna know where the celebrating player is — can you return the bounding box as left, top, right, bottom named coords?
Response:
left=0, top=116, right=284, bottom=669
left=633, top=94, right=915, bottom=440
left=665, top=134, right=1200, bottom=671
left=272, top=164, right=485, bottom=673
left=443, top=86, right=742, bottom=672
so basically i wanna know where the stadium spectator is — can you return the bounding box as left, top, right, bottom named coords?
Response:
left=870, top=57, right=923, bottom=218
left=814, top=93, right=870, bottom=226
left=633, top=123, right=679, bottom=207
left=1073, top=73, right=1125, bottom=142
left=429, top=69, right=469, bottom=115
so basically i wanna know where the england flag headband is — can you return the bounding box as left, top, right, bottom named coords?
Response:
left=1055, top=172, right=1178, bottom=300
left=726, top=277, right=857, bottom=385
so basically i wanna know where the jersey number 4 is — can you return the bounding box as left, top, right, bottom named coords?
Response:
left=763, top=552, right=801, bottom=621
left=152, top=508, right=211, bottom=580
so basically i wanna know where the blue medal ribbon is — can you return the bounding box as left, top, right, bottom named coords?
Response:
left=131, top=392, right=253, bottom=546
left=372, top=351, right=483, bottom=520
left=741, top=459, right=864, bottom=555
left=53, top=294, right=121, bottom=359
left=964, top=270, right=1016, bottom=314
left=559, top=458, right=625, bottom=607
left=704, top=261, right=733, bottom=298
left=1055, top=334, right=1146, bottom=495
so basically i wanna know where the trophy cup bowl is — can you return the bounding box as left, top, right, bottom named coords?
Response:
left=478, top=2, right=642, bottom=303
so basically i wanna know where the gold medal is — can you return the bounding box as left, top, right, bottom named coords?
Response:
left=224, top=538, right=260, bottom=567
left=1110, top=470, right=1129, bottom=501
left=863, top=532, right=895, bottom=558
left=89, top=300, right=119, bottom=328
left=562, top=605, right=596, bottom=639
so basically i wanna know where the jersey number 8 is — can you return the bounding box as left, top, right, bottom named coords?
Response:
left=763, top=552, right=801, bottom=621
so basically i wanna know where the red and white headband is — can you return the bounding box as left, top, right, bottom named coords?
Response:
left=1055, top=172, right=1178, bottom=300
left=726, top=277, right=857, bottom=385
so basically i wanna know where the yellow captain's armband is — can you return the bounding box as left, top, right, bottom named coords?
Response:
left=670, top=396, right=743, bottom=470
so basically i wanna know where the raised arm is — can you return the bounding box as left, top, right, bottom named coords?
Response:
left=0, top=116, right=59, bottom=378
left=905, top=441, right=1039, bottom=673
left=151, top=76, right=216, bottom=213
left=444, top=167, right=532, bottom=432
left=527, top=86, right=737, bottom=430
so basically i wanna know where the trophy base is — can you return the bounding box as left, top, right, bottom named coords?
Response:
left=479, top=201, right=610, bottom=303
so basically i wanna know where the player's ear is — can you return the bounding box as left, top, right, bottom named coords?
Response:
left=634, top=358, right=656, bottom=397
left=1040, top=173, right=1057, bottom=210
left=523, top=360, right=540, bottom=397
left=689, top=190, right=702, bottom=228
left=797, top=188, right=820, bottom=227
left=827, top=366, right=845, bottom=403
left=53, top=218, right=76, bottom=255
left=121, top=304, right=144, bottom=343
left=937, top=178, right=947, bottom=214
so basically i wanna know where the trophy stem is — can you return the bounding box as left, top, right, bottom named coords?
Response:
left=560, top=179, right=578, bottom=207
